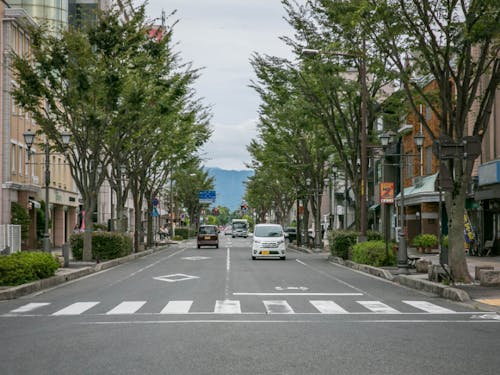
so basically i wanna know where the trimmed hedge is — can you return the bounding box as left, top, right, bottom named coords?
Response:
left=70, top=232, right=133, bottom=261
left=328, top=230, right=359, bottom=259
left=351, top=240, right=396, bottom=267
left=0, top=251, right=59, bottom=286
left=175, top=228, right=196, bottom=239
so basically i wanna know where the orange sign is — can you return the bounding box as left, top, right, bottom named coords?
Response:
left=380, top=182, right=395, bottom=203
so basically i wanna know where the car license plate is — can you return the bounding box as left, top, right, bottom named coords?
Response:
left=261, top=250, right=269, bottom=255
left=204, top=236, right=211, bottom=240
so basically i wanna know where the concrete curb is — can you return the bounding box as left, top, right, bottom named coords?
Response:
left=0, top=245, right=169, bottom=301
left=327, top=255, right=471, bottom=303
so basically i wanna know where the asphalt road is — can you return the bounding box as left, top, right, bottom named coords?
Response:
left=1, top=235, right=499, bottom=375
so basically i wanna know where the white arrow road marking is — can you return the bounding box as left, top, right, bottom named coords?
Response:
left=52, top=302, right=100, bottom=316
left=10, top=303, right=50, bottom=313
left=214, top=300, right=241, bottom=314
left=263, top=300, right=294, bottom=314
left=310, top=300, right=348, bottom=314
left=402, top=300, right=454, bottom=313
left=357, top=301, right=400, bottom=314
left=161, top=301, right=193, bottom=314
left=106, top=301, right=146, bottom=315
left=153, top=274, right=200, bottom=282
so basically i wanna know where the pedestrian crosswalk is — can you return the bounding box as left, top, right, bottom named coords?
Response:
left=3, top=299, right=464, bottom=316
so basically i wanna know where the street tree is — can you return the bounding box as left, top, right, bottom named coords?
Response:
left=11, top=6, right=142, bottom=260
left=355, top=0, right=500, bottom=282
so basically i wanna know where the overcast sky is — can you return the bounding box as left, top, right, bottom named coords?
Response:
left=140, top=0, right=299, bottom=170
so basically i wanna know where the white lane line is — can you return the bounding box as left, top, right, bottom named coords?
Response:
left=357, top=301, right=400, bottom=314
left=10, top=302, right=50, bottom=313
left=214, top=300, right=241, bottom=314
left=295, top=259, right=369, bottom=295
left=160, top=301, right=193, bottom=314
left=226, top=247, right=230, bottom=272
left=263, top=300, right=294, bottom=314
left=106, top=301, right=147, bottom=315
left=234, top=293, right=362, bottom=296
left=310, top=300, right=348, bottom=314
left=52, top=302, right=100, bottom=316
left=402, top=300, right=455, bottom=313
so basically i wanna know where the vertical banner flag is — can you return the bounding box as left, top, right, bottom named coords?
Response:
left=380, top=182, right=395, bottom=204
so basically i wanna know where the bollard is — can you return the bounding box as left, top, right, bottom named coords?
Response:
left=62, top=243, right=70, bottom=268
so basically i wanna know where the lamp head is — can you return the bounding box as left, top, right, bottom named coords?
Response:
left=414, top=132, right=425, bottom=149
left=23, top=129, right=36, bottom=150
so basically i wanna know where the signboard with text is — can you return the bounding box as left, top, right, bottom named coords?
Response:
left=380, top=182, right=395, bottom=204
left=199, top=190, right=216, bottom=204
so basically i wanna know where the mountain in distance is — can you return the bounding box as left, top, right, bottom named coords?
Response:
left=206, top=167, right=254, bottom=211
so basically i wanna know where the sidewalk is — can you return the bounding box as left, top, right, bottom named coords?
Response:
left=291, top=243, right=500, bottom=313
left=0, top=243, right=175, bottom=301
left=404, top=247, right=500, bottom=311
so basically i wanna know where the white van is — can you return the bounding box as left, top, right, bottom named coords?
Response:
left=251, top=224, right=286, bottom=260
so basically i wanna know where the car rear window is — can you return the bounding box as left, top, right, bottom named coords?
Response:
left=199, top=226, right=216, bottom=235
left=255, top=226, right=282, bottom=237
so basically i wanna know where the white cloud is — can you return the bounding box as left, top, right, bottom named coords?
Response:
left=201, top=118, right=258, bottom=170
left=141, top=0, right=299, bottom=169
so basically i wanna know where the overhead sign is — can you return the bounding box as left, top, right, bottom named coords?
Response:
left=199, top=190, right=216, bottom=204
left=380, top=182, right=395, bottom=203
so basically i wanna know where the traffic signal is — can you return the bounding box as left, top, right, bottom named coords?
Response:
left=241, top=204, right=248, bottom=211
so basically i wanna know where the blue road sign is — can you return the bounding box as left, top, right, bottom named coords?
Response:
left=199, top=190, right=216, bottom=204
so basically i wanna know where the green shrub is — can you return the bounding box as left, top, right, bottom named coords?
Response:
left=11, top=202, right=31, bottom=241
left=70, top=232, right=133, bottom=261
left=441, top=235, right=448, bottom=249
left=367, top=230, right=383, bottom=241
left=412, top=234, right=438, bottom=248
left=328, top=230, right=359, bottom=259
left=175, top=228, right=196, bottom=239
left=351, top=240, right=396, bottom=267
left=0, top=251, right=59, bottom=286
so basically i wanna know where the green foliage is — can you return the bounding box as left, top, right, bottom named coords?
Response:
left=367, top=230, right=383, bottom=241
left=442, top=235, right=448, bottom=249
left=174, top=228, right=196, bottom=239
left=412, top=234, right=438, bottom=248
left=70, top=232, right=132, bottom=261
left=328, top=230, right=359, bottom=259
left=351, top=240, right=396, bottom=267
left=10, top=202, right=31, bottom=241
left=93, top=223, right=108, bottom=232
left=0, top=251, right=59, bottom=286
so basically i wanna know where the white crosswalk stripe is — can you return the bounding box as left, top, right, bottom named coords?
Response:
left=6, top=299, right=460, bottom=316
left=161, top=301, right=193, bottom=314
left=52, top=302, right=100, bottom=316
left=106, top=301, right=146, bottom=315
left=310, top=300, right=348, bottom=314
left=214, top=300, right=241, bottom=314
left=10, top=302, right=50, bottom=313
left=357, top=301, right=400, bottom=313
left=402, top=300, right=455, bottom=313
left=263, top=300, right=294, bottom=314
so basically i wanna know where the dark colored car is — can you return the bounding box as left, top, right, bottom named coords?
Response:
left=284, top=227, right=297, bottom=243
left=197, top=225, right=219, bottom=248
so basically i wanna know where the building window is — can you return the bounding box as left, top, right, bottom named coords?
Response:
left=406, top=153, right=413, bottom=178
left=19, top=145, right=23, bottom=175
left=11, top=144, right=16, bottom=173
left=425, top=146, right=433, bottom=175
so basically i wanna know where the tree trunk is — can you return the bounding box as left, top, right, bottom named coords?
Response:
left=447, top=183, right=472, bottom=283
left=82, top=197, right=95, bottom=262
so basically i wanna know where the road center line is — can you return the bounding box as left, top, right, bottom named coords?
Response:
left=224, top=247, right=231, bottom=299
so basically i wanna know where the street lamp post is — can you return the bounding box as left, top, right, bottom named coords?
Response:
left=24, top=129, right=71, bottom=253
left=379, top=130, right=424, bottom=274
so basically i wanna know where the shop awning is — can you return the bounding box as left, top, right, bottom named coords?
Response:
left=395, top=173, right=440, bottom=206
left=29, top=199, right=41, bottom=209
